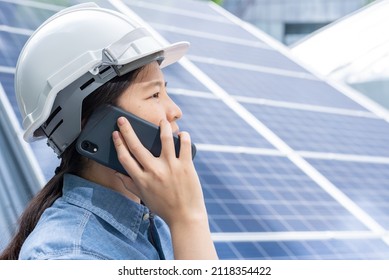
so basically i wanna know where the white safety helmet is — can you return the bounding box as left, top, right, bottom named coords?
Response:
left=15, top=3, right=189, bottom=156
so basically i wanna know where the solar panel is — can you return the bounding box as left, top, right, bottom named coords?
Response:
left=0, top=31, right=28, bottom=66
left=171, top=94, right=274, bottom=148
left=196, top=151, right=369, bottom=232
left=244, top=104, right=389, bottom=156
left=1, top=0, right=389, bottom=260
left=189, top=62, right=368, bottom=109
left=215, top=239, right=389, bottom=260
left=308, top=159, right=389, bottom=229
left=128, top=2, right=260, bottom=41
left=0, top=1, right=56, bottom=29
left=157, top=31, right=308, bottom=72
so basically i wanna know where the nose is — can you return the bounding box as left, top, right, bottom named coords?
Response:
left=166, top=96, right=182, bottom=126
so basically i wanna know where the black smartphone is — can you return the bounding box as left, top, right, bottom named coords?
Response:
left=76, top=104, right=196, bottom=175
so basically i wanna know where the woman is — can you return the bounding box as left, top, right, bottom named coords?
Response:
left=0, top=3, right=217, bottom=260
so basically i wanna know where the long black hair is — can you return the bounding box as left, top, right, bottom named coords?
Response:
left=0, top=67, right=143, bottom=259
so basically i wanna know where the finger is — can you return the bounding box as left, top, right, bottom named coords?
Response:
left=114, top=130, right=144, bottom=171
left=178, top=131, right=193, bottom=162
left=159, top=119, right=175, bottom=159
left=117, top=117, right=154, bottom=169
left=112, top=130, right=144, bottom=176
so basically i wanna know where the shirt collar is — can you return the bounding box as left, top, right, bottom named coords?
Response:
left=62, top=173, right=148, bottom=241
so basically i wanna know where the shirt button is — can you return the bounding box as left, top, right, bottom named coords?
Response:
left=143, top=213, right=150, bottom=221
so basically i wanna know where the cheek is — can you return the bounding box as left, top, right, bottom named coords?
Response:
left=117, top=92, right=165, bottom=126
left=131, top=103, right=165, bottom=126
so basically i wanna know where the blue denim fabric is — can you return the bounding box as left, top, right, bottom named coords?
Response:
left=19, top=174, right=173, bottom=259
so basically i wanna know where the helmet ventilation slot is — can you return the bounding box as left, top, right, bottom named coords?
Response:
left=80, top=78, right=95, bottom=91
left=43, top=106, right=62, bottom=129
left=47, top=119, right=63, bottom=138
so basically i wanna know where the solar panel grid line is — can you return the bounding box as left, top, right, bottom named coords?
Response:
left=124, top=0, right=231, bottom=23
left=0, top=141, right=19, bottom=209
left=196, top=143, right=284, bottom=157
left=0, top=66, right=15, bottom=74
left=208, top=1, right=389, bottom=122
left=126, top=1, right=272, bottom=41
left=180, top=63, right=367, bottom=110
left=157, top=28, right=310, bottom=73
left=208, top=2, right=309, bottom=73
left=206, top=194, right=252, bottom=233
left=187, top=54, right=317, bottom=80
left=168, top=87, right=218, bottom=100
left=0, top=169, right=19, bottom=241
left=234, top=95, right=378, bottom=119
left=323, top=77, right=389, bottom=122
left=298, top=151, right=389, bottom=164
left=0, top=0, right=62, bottom=12
left=213, top=163, right=303, bottom=233
left=307, top=159, right=389, bottom=230
left=212, top=230, right=389, bottom=242
left=151, top=22, right=270, bottom=49
left=0, top=32, right=30, bottom=67
left=256, top=241, right=287, bottom=259
left=168, top=87, right=377, bottom=119
left=196, top=143, right=389, bottom=164
left=0, top=24, right=33, bottom=36
left=0, top=83, right=45, bottom=186
left=197, top=151, right=374, bottom=233
left=221, top=242, right=244, bottom=259
left=196, top=156, right=323, bottom=234
left=245, top=104, right=389, bottom=157
left=208, top=217, right=356, bottom=233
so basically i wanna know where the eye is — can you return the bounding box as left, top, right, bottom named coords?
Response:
left=151, top=92, right=160, bottom=99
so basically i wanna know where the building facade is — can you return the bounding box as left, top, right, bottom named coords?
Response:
left=221, top=0, right=375, bottom=44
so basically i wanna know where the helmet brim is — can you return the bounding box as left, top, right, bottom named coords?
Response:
left=160, top=41, right=190, bottom=69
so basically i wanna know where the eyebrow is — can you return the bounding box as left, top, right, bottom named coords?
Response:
left=143, top=80, right=167, bottom=89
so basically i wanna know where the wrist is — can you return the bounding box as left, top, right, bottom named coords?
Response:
left=168, top=209, right=210, bottom=231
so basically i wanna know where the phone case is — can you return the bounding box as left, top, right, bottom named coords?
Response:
left=76, top=104, right=196, bottom=175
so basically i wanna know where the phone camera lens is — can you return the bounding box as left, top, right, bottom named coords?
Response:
left=81, top=141, right=98, bottom=153
left=81, top=141, right=89, bottom=149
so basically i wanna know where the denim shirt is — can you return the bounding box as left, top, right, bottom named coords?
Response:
left=19, top=174, right=173, bottom=260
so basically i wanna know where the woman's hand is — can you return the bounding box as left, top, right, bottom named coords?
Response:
left=112, top=116, right=218, bottom=259
left=112, top=116, right=203, bottom=225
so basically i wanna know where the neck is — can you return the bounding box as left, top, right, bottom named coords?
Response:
left=81, top=160, right=140, bottom=203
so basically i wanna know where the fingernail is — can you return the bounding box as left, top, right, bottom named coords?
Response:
left=118, top=117, right=126, bottom=126
left=112, top=131, right=120, bottom=140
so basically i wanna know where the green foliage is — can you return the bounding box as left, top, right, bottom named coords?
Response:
left=212, top=0, right=224, bottom=5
